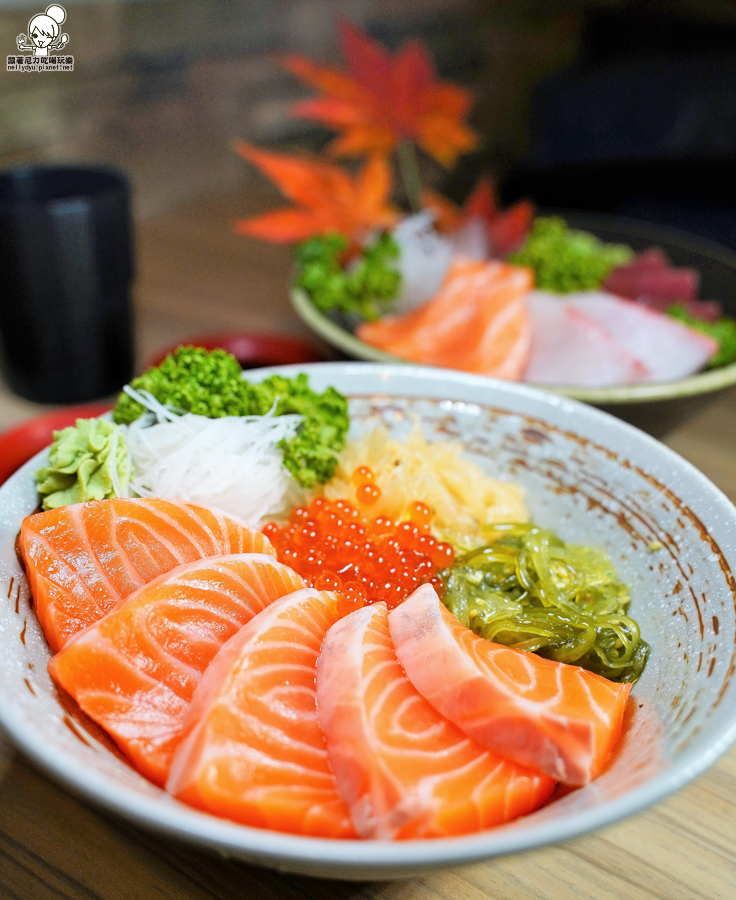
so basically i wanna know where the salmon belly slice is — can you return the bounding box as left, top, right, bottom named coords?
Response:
left=389, top=585, right=631, bottom=785
left=21, top=498, right=275, bottom=653
left=316, top=602, right=555, bottom=839
left=167, top=588, right=356, bottom=838
left=48, top=554, right=304, bottom=785
left=357, top=259, right=533, bottom=380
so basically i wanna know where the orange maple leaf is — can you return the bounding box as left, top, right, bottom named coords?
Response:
left=232, top=143, right=398, bottom=244
left=423, top=178, right=535, bottom=256
left=282, top=22, right=477, bottom=167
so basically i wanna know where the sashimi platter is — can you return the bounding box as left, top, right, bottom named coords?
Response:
left=1, top=357, right=736, bottom=878
left=343, top=214, right=734, bottom=387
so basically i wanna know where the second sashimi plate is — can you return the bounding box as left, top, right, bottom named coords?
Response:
left=1, top=363, right=736, bottom=879
left=292, top=214, right=736, bottom=437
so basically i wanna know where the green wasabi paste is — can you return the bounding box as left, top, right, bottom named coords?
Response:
left=36, top=418, right=131, bottom=510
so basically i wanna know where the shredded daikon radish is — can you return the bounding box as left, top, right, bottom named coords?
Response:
left=126, top=406, right=304, bottom=525
left=122, top=385, right=181, bottom=423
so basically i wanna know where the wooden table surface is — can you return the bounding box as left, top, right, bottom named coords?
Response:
left=1, top=191, right=735, bottom=900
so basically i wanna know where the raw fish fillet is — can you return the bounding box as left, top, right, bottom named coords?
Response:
left=389, top=585, right=631, bottom=786
left=167, top=589, right=356, bottom=838
left=525, top=291, right=717, bottom=387
left=604, top=250, right=721, bottom=321
left=358, top=259, right=533, bottom=380
left=48, top=554, right=305, bottom=785
left=450, top=218, right=490, bottom=261
left=20, top=498, right=275, bottom=653
left=567, top=292, right=718, bottom=383
left=317, top=603, right=555, bottom=839
left=618, top=247, right=670, bottom=269
left=525, top=291, right=648, bottom=386
left=603, top=250, right=698, bottom=305
left=392, top=211, right=454, bottom=312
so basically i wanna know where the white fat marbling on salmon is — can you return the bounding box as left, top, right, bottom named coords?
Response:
left=317, top=602, right=553, bottom=839
left=167, top=589, right=355, bottom=838
left=48, top=554, right=304, bottom=785
left=389, top=586, right=631, bottom=785
left=21, top=498, right=275, bottom=652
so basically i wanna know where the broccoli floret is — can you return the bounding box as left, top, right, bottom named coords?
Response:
left=296, top=231, right=401, bottom=321
left=509, top=217, right=634, bottom=293
left=112, top=347, right=249, bottom=424
left=112, top=348, right=349, bottom=487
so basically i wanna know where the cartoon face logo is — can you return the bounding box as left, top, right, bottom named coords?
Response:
left=17, top=5, right=69, bottom=57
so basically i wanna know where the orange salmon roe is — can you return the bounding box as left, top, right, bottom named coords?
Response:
left=351, top=465, right=374, bottom=487
left=356, top=482, right=381, bottom=507
left=263, top=467, right=454, bottom=610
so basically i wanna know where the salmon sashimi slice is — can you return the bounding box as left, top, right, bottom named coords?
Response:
left=48, top=554, right=304, bottom=785
left=360, top=258, right=489, bottom=351
left=21, top=498, right=275, bottom=652
left=167, top=588, right=356, bottom=838
left=357, top=259, right=533, bottom=379
left=317, top=602, right=555, bottom=839
left=389, top=585, right=631, bottom=785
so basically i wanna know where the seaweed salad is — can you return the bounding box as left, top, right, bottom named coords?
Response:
left=442, top=523, right=649, bottom=683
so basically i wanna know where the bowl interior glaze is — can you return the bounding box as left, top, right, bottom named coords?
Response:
left=0, top=363, right=735, bottom=880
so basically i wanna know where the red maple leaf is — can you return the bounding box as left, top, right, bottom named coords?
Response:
left=282, top=22, right=477, bottom=167
left=423, top=178, right=535, bottom=256
left=232, top=143, right=398, bottom=244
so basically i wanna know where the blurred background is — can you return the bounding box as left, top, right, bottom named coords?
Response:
left=1, top=0, right=736, bottom=419
left=2, top=0, right=735, bottom=233
left=4, top=0, right=578, bottom=218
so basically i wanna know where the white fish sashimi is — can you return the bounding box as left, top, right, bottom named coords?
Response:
left=566, top=292, right=718, bottom=383
left=525, top=291, right=649, bottom=387
left=391, top=212, right=453, bottom=313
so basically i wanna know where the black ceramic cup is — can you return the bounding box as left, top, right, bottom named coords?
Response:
left=0, top=165, right=134, bottom=403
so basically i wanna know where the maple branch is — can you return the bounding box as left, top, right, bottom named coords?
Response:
left=397, top=141, right=422, bottom=213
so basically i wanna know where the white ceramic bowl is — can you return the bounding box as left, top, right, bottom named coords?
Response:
left=1, top=362, right=736, bottom=880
